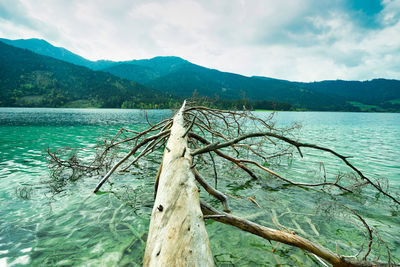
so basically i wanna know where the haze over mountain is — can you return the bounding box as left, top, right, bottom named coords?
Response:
left=1, top=38, right=400, bottom=111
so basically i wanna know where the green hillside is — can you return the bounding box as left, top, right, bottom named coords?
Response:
left=293, top=79, right=400, bottom=112
left=103, top=58, right=350, bottom=110
left=2, top=38, right=399, bottom=112
left=101, top=63, right=160, bottom=84
left=0, top=38, right=93, bottom=68
left=0, top=41, right=174, bottom=108
left=141, top=61, right=350, bottom=110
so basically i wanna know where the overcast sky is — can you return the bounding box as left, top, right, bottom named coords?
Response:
left=1, top=0, right=399, bottom=81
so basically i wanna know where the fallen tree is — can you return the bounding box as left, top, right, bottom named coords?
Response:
left=48, top=100, right=399, bottom=266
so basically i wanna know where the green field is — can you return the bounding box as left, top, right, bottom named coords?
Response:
left=347, top=101, right=383, bottom=112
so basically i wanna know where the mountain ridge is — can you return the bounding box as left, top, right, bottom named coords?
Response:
left=0, top=41, right=176, bottom=108
left=2, top=37, right=399, bottom=111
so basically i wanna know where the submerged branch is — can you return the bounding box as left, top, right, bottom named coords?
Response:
left=192, top=168, right=230, bottom=212
left=93, top=129, right=170, bottom=193
left=46, top=101, right=398, bottom=266
left=191, top=130, right=398, bottom=205
left=200, top=202, right=397, bottom=267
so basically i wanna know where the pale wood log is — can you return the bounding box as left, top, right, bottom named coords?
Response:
left=143, top=101, right=214, bottom=267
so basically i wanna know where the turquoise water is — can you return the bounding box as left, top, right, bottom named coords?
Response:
left=0, top=108, right=399, bottom=266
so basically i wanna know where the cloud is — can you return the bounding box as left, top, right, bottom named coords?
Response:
left=0, top=0, right=399, bottom=81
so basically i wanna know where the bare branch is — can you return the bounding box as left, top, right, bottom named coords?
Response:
left=238, top=158, right=353, bottom=193
left=189, top=133, right=260, bottom=180
left=200, top=202, right=398, bottom=267
left=93, top=129, right=170, bottom=193
left=208, top=152, right=218, bottom=188
left=120, top=136, right=166, bottom=172
left=182, top=114, right=196, bottom=138
left=191, top=130, right=399, bottom=205
left=192, top=168, right=230, bottom=212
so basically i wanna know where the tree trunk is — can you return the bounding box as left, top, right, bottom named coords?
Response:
left=48, top=100, right=398, bottom=267
left=143, top=101, right=214, bottom=266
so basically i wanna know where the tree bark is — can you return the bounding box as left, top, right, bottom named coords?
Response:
left=143, top=101, right=214, bottom=267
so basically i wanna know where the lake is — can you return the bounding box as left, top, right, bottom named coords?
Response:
left=0, top=108, right=399, bottom=266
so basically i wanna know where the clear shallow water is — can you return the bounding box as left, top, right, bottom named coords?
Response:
left=0, top=108, right=399, bottom=266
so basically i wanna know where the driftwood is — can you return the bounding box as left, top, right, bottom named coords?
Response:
left=143, top=101, right=214, bottom=266
left=47, top=101, right=399, bottom=266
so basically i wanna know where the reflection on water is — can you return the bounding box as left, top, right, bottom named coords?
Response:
left=0, top=108, right=399, bottom=266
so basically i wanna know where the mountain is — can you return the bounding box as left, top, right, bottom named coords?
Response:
left=99, top=56, right=190, bottom=83
left=99, top=56, right=400, bottom=112
left=101, top=58, right=348, bottom=110
left=2, top=37, right=399, bottom=111
left=125, top=56, right=187, bottom=75
left=0, top=38, right=119, bottom=70
left=292, top=79, right=400, bottom=111
left=254, top=76, right=400, bottom=111
left=101, top=63, right=159, bottom=84
left=0, top=41, right=174, bottom=108
left=0, top=38, right=92, bottom=68
left=146, top=62, right=349, bottom=110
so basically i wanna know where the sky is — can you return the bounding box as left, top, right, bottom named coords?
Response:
left=0, top=0, right=399, bottom=82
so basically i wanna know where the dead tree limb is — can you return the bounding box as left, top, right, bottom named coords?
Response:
left=192, top=168, right=230, bottom=212
left=47, top=101, right=399, bottom=266
left=200, top=202, right=398, bottom=267
left=189, top=132, right=260, bottom=180
left=191, top=130, right=399, bottom=206
left=93, top=129, right=170, bottom=193
left=143, top=101, right=214, bottom=266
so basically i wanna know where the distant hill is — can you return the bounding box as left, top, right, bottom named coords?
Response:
left=0, top=38, right=118, bottom=70
left=101, top=56, right=400, bottom=112
left=127, top=56, right=188, bottom=75
left=100, top=56, right=187, bottom=84
left=2, top=37, right=399, bottom=111
left=292, top=79, right=400, bottom=111
left=0, top=38, right=93, bottom=68
left=0, top=41, right=173, bottom=108
left=102, top=58, right=349, bottom=110
left=101, top=63, right=159, bottom=84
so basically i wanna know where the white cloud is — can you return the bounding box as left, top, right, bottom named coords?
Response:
left=0, top=0, right=399, bottom=81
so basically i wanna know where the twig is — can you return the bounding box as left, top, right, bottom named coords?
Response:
left=182, top=115, right=196, bottom=138
left=93, top=129, right=170, bottom=193
left=189, top=133, right=259, bottom=180
left=208, top=152, right=218, bottom=188
left=193, top=168, right=230, bottom=212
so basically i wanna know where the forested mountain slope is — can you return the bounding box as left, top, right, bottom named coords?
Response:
left=2, top=38, right=399, bottom=111
left=0, top=41, right=172, bottom=108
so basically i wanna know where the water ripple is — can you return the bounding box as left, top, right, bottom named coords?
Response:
left=0, top=109, right=399, bottom=266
